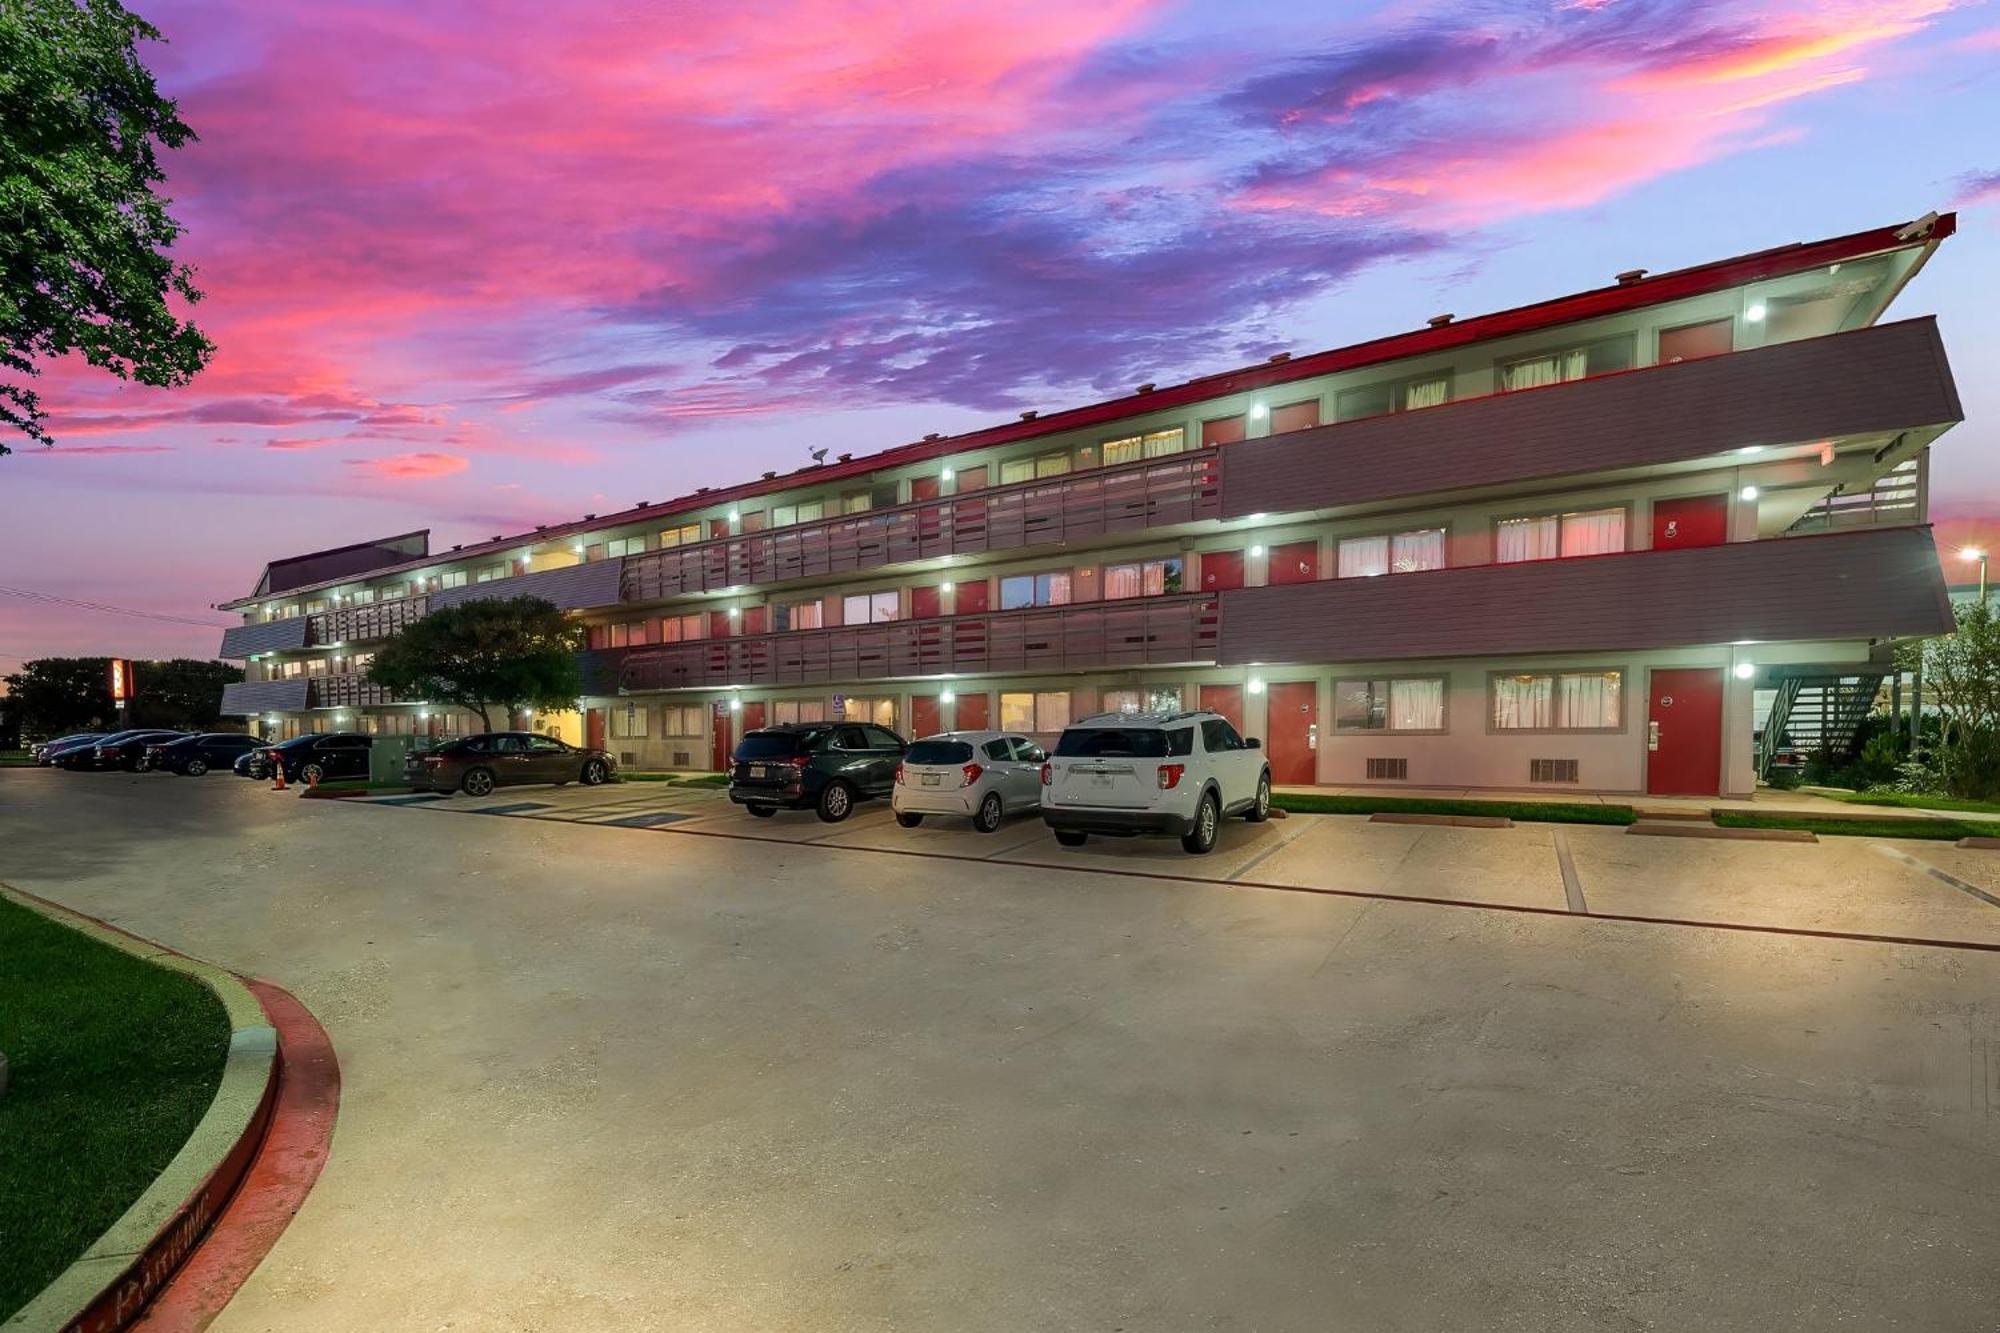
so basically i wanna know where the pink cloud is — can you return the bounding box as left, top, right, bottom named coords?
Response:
left=346, top=452, right=470, bottom=480
left=262, top=435, right=345, bottom=450
left=23, top=443, right=178, bottom=456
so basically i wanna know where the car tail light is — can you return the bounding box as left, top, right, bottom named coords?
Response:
left=1040, top=762, right=1052, bottom=786
left=1158, top=763, right=1185, bottom=790
left=894, top=762, right=905, bottom=785
left=961, top=763, right=982, bottom=787
left=785, top=754, right=811, bottom=767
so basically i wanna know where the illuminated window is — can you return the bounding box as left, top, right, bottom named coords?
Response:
left=1000, top=690, right=1070, bottom=732
left=1334, top=678, right=1445, bottom=732
left=1491, top=671, right=1623, bottom=731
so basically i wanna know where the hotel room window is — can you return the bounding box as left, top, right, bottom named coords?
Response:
left=1491, top=671, right=1623, bottom=731
left=1336, top=374, right=1450, bottom=422
left=1001, top=691, right=1071, bottom=733
left=1101, top=558, right=1182, bottom=599
left=771, top=499, right=825, bottom=527
left=351, top=587, right=376, bottom=605
left=604, top=536, right=645, bottom=558
left=1658, top=318, right=1734, bottom=364
left=1334, top=678, right=1446, bottom=732
left=439, top=571, right=468, bottom=588
left=999, top=571, right=1073, bottom=610
left=610, top=704, right=649, bottom=739
left=1496, top=508, right=1625, bottom=563
left=772, top=599, right=823, bottom=631
left=842, top=492, right=871, bottom=514
left=657, top=613, right=705, bottom=642
left=1270, top=399, right=1320, bottom=434
left=1499, top=335, right=1633, bottom=391
left=1200, top=414, right=1246, bottom=447
left=1337, top=529, right=1445, bottom=578
left=841, top=590, right=900, bottom=624
left=1102, top=427, right=1187, bottom=466
left=659, top=522, right=702, bottom=547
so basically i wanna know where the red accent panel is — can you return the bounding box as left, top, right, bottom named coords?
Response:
left=740, top=606, right=770, bottom=635
left=910, top=475, right=941, bottom=501
left=954, top=692, right=990, bottom=730
left=1647, top=668, right=1723, bottom=796
left=1271, top=400, right=1321, bottom=434
left=1268, top=540, right=1319, bottom=585
left=912, top=694, right=943, bottom=739
left=708, top=517, right=731, bottom=540
left=955, top=580, right=991, bottom=614
left=955, top=465, right=988, bottom=492
left=1266, top=682, right=1318, bottom=785
left=1202, top=414, right=1247, bottom=447
left=1202, top=549, right=1245, bottom=592
left=708, top=609, right=733, bottom=639
left=1199, top=684, right=1244, bottom=734
left=910, top=585, right=942, bottom=619
left=1652, top=495, right=1729, bottom=551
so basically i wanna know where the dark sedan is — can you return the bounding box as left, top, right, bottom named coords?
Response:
left=253, top=733, right=371, bottom=784
left=33, top=733, right=105, bottom=765
left=149, top=732, right=265, bottom=776
left=407, top=732, right=614, bottom=796
left=59, top=730, right=184, bottom=770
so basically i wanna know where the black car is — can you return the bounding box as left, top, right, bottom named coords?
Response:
left=59, top=729, right=182, bottom=770
left=33, top=733, right=105, bottom=765
left=92, top=730, right=189, bottom=771
left=728, top=721, right=906, bottom=822
left=253, top=732, right=372, bottom=784
left=150, top=732, right=265, bottom=776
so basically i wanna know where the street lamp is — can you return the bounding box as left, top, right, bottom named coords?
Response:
left=1962, top=547, right=1988, bottom=605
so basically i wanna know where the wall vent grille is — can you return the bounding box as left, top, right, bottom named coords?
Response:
left=619, top=751, right=639, bottom=768
left=1365, top=757, right=1409, bottom=781
left=672, top=749, right=692, bottom=768
left=1529, top=758, right=1580, bottom=784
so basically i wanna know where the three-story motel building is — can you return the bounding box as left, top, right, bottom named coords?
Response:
left=218, top=213, right=1964, bottom=798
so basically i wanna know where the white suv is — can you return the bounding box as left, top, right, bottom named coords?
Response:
left=1040, top=711, right=1272, bottom=854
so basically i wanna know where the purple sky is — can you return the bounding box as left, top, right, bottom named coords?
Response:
left=4, top=0, right=1997, bottom=676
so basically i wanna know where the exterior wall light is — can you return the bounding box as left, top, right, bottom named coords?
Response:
left=1250, top=544, right=1266, bottom=558
left=572, top=543, right=585, bottom=555
left=727, top=606, right=740, bottom=618
left=1740, top=485, right=1760, bottom=501
left=1735, top=446, right=1764, bottom=456
left=1733, top=663, right=1755, bottom=680
left=1249, top=403, right=1269, bottom=420
left=1745, top=302, right=1767, bottom=322
left=940, top=581, right=954, bottom=593
left=940, top=690, right=956, bottom=704
left=1247, top=678, right=1266, bottom=695
left=729, top=697, right=742, bottom=712
left=941, top=468, right=955, bottom=483
left=727, top=508, right=740, bottom=522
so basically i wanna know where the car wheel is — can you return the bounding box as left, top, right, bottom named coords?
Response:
left=581, top=759, right=609, bottom=785
left=1181, top=791, right=1221, bottom=855
left=461, top=767, right=496, bottom=797
left=185, top=758, right=208, bottom=777
left=816, top=781, right=855, bottom=823
left=1245, top=770, right=1271, bottom=822
left=747, top=804, right=777, bottom=818
left=299, top=762, right=326, bottom=786
left=1054, top=829, right=1088, bottom=847
left=895, top=811, right=923, bottom=828
left=974, top=792, right=1004, bottom=834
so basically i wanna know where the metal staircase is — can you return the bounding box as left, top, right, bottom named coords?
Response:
left=1756, top=674, right=1886, bottom=778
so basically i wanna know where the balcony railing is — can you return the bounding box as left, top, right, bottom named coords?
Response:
left=309, top=673, right=402, bottom=709
left=306, top=594, right=430, bottom=648
left=618, top=594, right=1220, bottom=691
left=620, top=450, right=1221, bottom=602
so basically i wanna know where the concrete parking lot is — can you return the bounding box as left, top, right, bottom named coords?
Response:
left=5, top=768, right=1999, bottom=1330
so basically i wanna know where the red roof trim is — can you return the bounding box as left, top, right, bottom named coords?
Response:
left=222, top=214, right=1952, bottom=608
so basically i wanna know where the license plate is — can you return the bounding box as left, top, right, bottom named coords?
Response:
left=750, top=765, right=768, bottom=779
left=921, top=773, right=942, bottom=787
left=1090, top=773, right=1114, bottom=788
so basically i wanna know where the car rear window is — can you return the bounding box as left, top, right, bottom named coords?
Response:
left=905, top=740, right=974, bottom=765
left=736, top=730, right=816, bottom=759
left=1056, top=727, right=1168, bottom=758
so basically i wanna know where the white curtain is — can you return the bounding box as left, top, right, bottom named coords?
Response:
left=1143, top=429, right=1186, bottom=458
left=1102, top=689, right=1141, bottom=714
left=1103, top=437, right=1142, bottom=466
left=1001, top=694, right=1035, bottom=732
left=1404, top=377, right=1449, bottom=410
left=1502, top=349, right=1587, bottom=391
left=1103, top=565, right=1143, bottom=599
left=1041, top=572, right=1074, bottom=605
left=1493, top=675, right=1554, bottom=729
left=1497, top=516, right=1559, bottom=563
left=1339, top=536, right=1390, bottom=579
left=1390, top=678, right=1444, bottom=730
left=1559, top=509, right=1626, bottom=557
left=1558, top=672, right=1621, bottom=728
left=1392, top=528, right=1446, bottom=572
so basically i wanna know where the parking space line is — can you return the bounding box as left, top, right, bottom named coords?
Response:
left=1226, top=820, right=1313, bottom=881
left=1872, top=844, right=2000, bottom=910
left=462, top=802, right=552, bottom=816
left=1553, top=829, right=1588, bottom=914
left=981, top=825, right=1059, bottom=859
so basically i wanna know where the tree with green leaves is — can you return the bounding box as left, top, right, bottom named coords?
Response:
left=1, top=655, right=241, bottom=736
left=1923, top=599, right=2000, bottom=800
left=365, top=596, right=585, bottom=731
left=2, top=0, right=214, bottom=453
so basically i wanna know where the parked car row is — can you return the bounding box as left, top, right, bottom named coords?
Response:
left=727, top=709, right=1272, bottom=855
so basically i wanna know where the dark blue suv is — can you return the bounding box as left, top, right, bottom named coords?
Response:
left=728, top=722, right=906, bottom=822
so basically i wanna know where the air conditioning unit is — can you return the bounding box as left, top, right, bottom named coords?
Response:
left=1529, top=758, right=1580, bottom=784
left=1365, top=757, right=1408, bottom=781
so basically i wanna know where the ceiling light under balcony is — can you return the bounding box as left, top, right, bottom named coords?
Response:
left=940, top=690, right=956, bottom=704
left=1733, top=663, right=1755, bottom=680
left=1248, top=678, right=1266, bottom=695
left=1736, top=446, right=1764, bottom=456
left=940, top=581, right=954, bottom=593
left=1740, top=485, right=1760, bottom=501
left=1746, top=301, right=1767, bottom=322
left=1250, top=544, right=1266, bottom=558
left=1249, top=402, right=1268, bottom=420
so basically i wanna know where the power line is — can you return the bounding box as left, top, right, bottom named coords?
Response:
left=0, top=584, right=234, bottom=630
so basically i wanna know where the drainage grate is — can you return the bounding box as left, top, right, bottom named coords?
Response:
left=1365, top=757, right=1408, bottom=781
left=1529, top=758, right=1580, bottom=784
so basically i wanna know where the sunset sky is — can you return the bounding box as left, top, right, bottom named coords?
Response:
left=3, top=0, right=1997, bottom=676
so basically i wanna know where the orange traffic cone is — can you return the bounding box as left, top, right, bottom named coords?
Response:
left=271, top=760, right=287, bottom=791
left=306, top=768, right=319, bottom=790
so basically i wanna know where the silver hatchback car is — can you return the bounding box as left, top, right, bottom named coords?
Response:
left=892, top=730, right=1046, bottom=832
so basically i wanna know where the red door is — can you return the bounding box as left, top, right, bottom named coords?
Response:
left=1201, top=550, right=1245, bottom=593
left=955, top=693, right=990, bottom=731
left=910, top=585, right=942, bottom=619
left=1646, top=668, right=1723, bottom=796
left=1265, top=682, right=1318, bottom=785
left=1652, top=495, right=1728, bottom=551
left=587, top=707, right=607, bottom=751
left=910, top=475, right=941, bottom=502
left=956, top=580, right=991, bottom=615
left=741, top=701, right=767, bottom=733
left=912, top=694, right=943, bottom=738
left=709, top=703, right=731, bottom=771
left=1268, top=540, right=1318, bottom=585
left=1199, top=684, right=1244, bottom=733
left=740, top=606, right=769, bottom=635
left=708, top=609, right=733, bottom=638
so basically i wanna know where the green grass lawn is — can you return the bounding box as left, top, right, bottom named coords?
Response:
left=1271, top=792, right=1638, bottom=825
left=0, top=896, right=230, bottom=1319
left=1713, top=811, right=1985, bottom=841
left=671, top=773, right=730, bottom=787
left=1823, top=789, right=2000, bottom=817
left=0, top=750, right=30, bottom=767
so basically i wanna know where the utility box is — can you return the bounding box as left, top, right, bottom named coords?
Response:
left=370, top=734, right=420, bottom=785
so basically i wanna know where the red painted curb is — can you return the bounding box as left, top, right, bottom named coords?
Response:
left=126, top=979, right=340, bottom=1332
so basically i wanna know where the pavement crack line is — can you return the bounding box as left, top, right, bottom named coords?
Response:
left=1228, top=820, right=1314, bottom=882
left=1870, top=844, right=2000, bottom=910
left=1553, top=829, right=1588, bottom=914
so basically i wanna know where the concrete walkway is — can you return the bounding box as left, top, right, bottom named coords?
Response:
left=5, top=769, right=1998, bottom=1331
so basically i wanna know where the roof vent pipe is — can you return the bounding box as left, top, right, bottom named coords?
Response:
left=924, top=433, right=942, bottom=442
left=1616, top=268, right=1647, bottom=285
left=1266, top=352, right=1291, bottom=364
left=1427, top=313, right=1453, bottom=327
left=1020, top=410, right=1038, bottom=421
left=1136, top=382, right=1156, bottom=394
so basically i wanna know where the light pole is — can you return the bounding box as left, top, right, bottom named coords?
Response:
left=1962, top=546, right=1988, bottom=606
